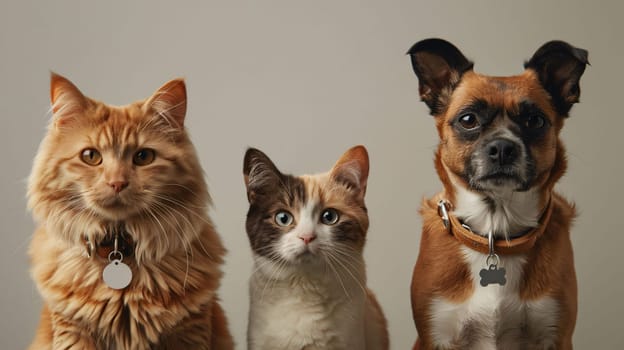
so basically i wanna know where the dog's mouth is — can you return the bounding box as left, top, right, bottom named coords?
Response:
left=471, top=168, right=528, bottom=191
left=481, top=170, right=521, bottom=181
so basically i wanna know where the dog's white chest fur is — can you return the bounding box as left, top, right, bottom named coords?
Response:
left=430, top=184, right=560, bottom=349
left=247, top=256, right=367, bottom=350
left=430, top=248, right=559, bottom=349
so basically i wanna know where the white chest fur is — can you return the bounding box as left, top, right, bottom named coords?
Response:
left=430, top=182, right=560, bottom=349
left=429, top=248, right=559, bottom=349
left=247, top=256, right=367, bottom=350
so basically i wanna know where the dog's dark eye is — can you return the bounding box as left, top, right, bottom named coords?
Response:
left=525, top=114, right=546, bottom=129
left=320, top=208, right=340, bottom=225
left=275, top=211, right=294, bottom=227
left=458, top=113, right=480, bottom=130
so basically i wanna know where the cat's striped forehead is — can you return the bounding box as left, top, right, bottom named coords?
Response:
left=56, top=100, right=182, bottom=156
left=84, top=103, right=146, bottom=150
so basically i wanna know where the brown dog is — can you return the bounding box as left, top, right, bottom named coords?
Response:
left=407, top=39, right=588, bottom=349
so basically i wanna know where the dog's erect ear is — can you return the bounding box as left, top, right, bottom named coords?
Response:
left=407, top=38, right=474, bottom=115
left=525, top=41, right=589, bottom=116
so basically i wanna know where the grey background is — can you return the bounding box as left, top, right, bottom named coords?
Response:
left=1, top=0, right=622, bottom=349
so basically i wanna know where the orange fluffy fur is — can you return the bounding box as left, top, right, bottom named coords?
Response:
left=27, top=74, right=233, bottom=349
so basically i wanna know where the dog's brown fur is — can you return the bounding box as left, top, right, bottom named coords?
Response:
left=407, top=39, right=587, bottom=349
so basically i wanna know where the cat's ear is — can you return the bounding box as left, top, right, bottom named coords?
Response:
left=243, top=148, right=283, bottom=203
left=50, top=72, right=89, bottom=128
left=144, top=78, right=187, bottom=128
left=330, top=145, right=369, bottom=199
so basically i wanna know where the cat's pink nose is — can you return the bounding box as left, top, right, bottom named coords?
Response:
left=109, top=181, right=129, bottom=193
left=298, top=233, right=317, bottom=245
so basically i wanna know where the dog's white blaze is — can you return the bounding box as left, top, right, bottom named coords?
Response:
left=430, top=248, right=559, bottom=348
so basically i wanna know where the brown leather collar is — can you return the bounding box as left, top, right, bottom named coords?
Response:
left=440, top=197, right=554, bottom=255
left=84, top=230, right=135, bottom=260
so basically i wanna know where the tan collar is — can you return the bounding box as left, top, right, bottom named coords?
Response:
left=84, top=230, right=135, bottom=260
left=439, top=197, right=554, bottom=255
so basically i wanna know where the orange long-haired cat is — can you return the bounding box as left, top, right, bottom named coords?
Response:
left=27, top=73, right=233, bottom=349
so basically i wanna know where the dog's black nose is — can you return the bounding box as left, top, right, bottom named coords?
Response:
left=487, top=139, right=519, bottom=165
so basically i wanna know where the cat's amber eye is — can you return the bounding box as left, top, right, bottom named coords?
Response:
left=275, top=211, right=294, bottom=227
left=320, top=208, right=339, bottom=225
left=80, top=148, right=102, bottom=166
left=133, top=148, right=156, bottom=166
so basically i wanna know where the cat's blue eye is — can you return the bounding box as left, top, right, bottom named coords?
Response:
left=275, top=211, right=294, bottom=227
left=320, top=208, right=339, bottom=225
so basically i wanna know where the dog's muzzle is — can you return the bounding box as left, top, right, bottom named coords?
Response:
left=470, top=137, right=530, bottom=190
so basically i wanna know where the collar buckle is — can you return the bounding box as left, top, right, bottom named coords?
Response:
left=435, top=196, right=554, bottom=255
left=437, top=200, right=450, bottom=229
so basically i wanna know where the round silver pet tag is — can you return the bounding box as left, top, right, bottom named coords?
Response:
left=102, top=252, right=132, bottom=290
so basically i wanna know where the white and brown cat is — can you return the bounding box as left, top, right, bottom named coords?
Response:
left=27, top=73, right=233, bottom=349
left=242, top=145, right=389, bottom=350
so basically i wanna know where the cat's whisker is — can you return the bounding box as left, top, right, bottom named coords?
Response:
left=250, top=258, right=275, bottom=278
left=257, top=257, right=288, bottom=304
left=326, top=243, right=364, bottom=260
left=144, top=191, right=206, bottom=223
left=150, top=202, right=193, bottom=251
left=323, top=254, right=351, bottom=299
left=148, top=203, right=191, bottom=258
left=325, top=248, right=367, bottom=284
left=139, top=205, right=171, bottom=259
left=156, top=184, right=209, bottom=205
left=326, top=245, right=365, bottom=268
left=321, top=248, right=367, bottom=296
left=146, top=191, right=211, bottom=224
left=150, top=202, right=193, bottom=250
left=147, top=195, right=213, bottom=260
left=250, top=250, right=282, bottom=276
left=259, top=260, right=283, bottom=303
left=142, top=201, right=192, bottom=291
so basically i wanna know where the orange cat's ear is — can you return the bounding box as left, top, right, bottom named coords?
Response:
left=243, top=148, right=283, bottom=203
left=50, top=72, right=88, bottom=128
left=330, top=145, right=369, bottom=199
left=144, top=78, right=187, bottom=128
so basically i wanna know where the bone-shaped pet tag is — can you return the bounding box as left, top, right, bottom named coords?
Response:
left=480, top=264, right=507, bottom=286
